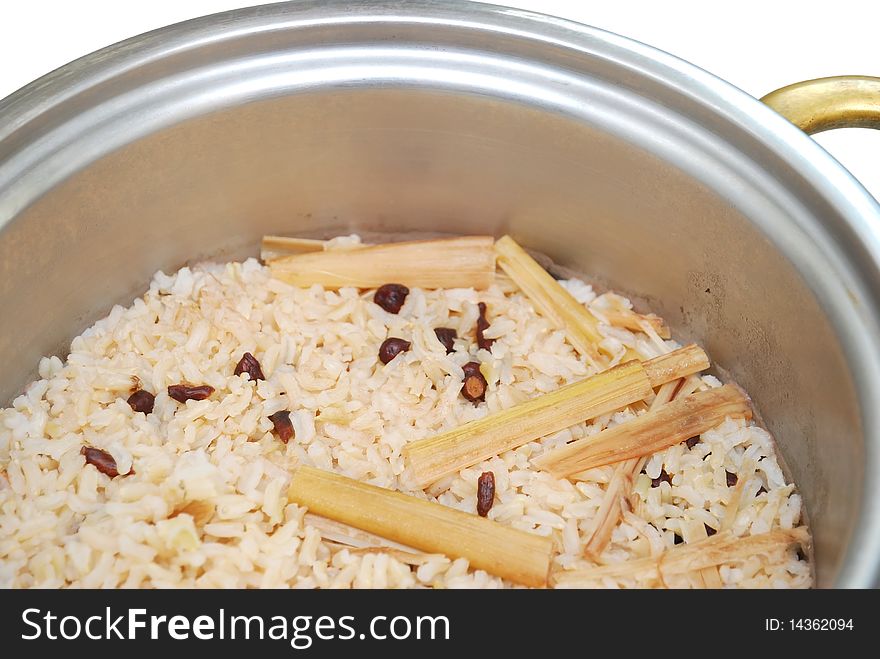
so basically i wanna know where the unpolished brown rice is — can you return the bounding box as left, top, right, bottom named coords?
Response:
left=0, top=236, right=811, bottom=588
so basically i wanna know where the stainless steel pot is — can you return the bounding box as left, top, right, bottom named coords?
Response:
left=1, top=0, right=879, bottom=588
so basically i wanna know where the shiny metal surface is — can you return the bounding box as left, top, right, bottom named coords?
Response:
left=762, top=76, right=880, bottom=134
left=1, top=0, right=880, bottom=588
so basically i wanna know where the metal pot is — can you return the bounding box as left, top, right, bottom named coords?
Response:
left=1, top=0, right=879, bottom=588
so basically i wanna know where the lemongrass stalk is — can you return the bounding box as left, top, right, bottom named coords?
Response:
left=602, top=309, right=671, bottom=339
left=582, top=379, right=680, bottom=557
left=494, top=235, right=605, bottom=364
left=722, top=457, right=757, bottom=531
left=270, top=236, right=495, bottom=289
left=261, top=235, right=371, bottom=261
left=403, top=346, right=710, bottom=490
left=261, top=236, right=328, bottom=261
left=553, top=527, right=808, bottom=586
left=534, top=385, right=751, bottom=477
left=642, top=344, right=709, bottom=387
left=288, top=466, right=553, bottom=587
left=304, top=513, right=417, bottom=553
left=338, top=546, right=445, bottom=567
left=402, top=361, right=653, bottom=489
left=585, top=372, right=706, bottom=556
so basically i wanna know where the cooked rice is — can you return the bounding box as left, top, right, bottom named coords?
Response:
left=0, top=236, right=811, bottom=588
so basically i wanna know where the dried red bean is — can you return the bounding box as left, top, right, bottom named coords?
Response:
left=726, top=470, right=738, bottom=487
left=378, top=338, right=411, bottom=365
left=704, top=524, right=718, bottom=537
left=81, top=446, right=120, bottom=478
left=461, top=361, right=487, bottom=403
left=477, top=471, right=496, bottom=517
left=651, top=469, right=672, bottom=488
left=269, top=410, right=294, bottom=443
left=234, top=352, right=265, bottom=381
left=434, top=327, right=458, bottom=354
left=168, top=384, right=215, bottom=403
left=476, top=302, right=494, bottom=351
left=685, top=436, right=701, bottom=449
left=462, top=361, right=483, bottom=379
left=462, top=375, right=487, bottom=403
left=126, top=389, right=155, bottom=414
left=374, top=283, right=409, bottom=314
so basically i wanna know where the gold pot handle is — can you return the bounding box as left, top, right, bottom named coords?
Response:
left=760, top=76, right=880, bottom=135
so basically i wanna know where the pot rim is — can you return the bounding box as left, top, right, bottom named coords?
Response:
left=1, top=0, right=879, bottom=587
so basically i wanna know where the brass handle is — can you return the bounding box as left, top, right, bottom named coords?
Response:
left=760, top=76, right=880, bottom=135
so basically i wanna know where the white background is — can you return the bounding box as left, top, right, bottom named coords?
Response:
left=1, top=0, right=878, bottom=199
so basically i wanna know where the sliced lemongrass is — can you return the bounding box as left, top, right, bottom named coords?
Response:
left=680, top=518, right=724, bottom=588
left=533, top=385, right=752, bottom=477
left=270, top=236, right=495, bottom=289
left=337, top=546, right=445, bottom=567
left=402, top=360, right=653, bottom=490
left=288, top=466, right=553, bottom=587
left=261, top=235, right=370, bottom=261
left=722, top=457, right=757, bottom=532
left=625, top=373, right=704, bottom=510
left=261, top=236, right=328, bottom=261
left=602, top=309, right=671, bottom=339
left=304, top=513, right=418, bottom=553
left=582, top=378, right=680, bottom=557
left=403, top=346, right=709, bottom=490
left=553, top=527, right=809, bottom=586
left=642, top=344, right=710, bottom=387
left=494, top=235, right=605, bottom=364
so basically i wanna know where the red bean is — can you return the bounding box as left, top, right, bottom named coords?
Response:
left=126, top=389, right=155, bottom=414
left=434, top=327, right=457, bottom=354
left=476, top=302, right=494, bottom=351
left=81, top=446, right=121, bottom=478
left=168, top=384, right=215, bottom=403
left=234, top=352, right=265, bottom=381
left=726, top=470, right=738, bottom=487
left=374, top=284, right=409, bottom=314
left=269, top=410, right=294, bottom=443
left=477, top=471, right=496, bottom=517
left=378, top=338, right=411, bottom=365
left=651, top=470, right=672, bottom=488
left=685, top=436, right=700, bottom=449
left=461, top=361, right=488, bottom=404
left=462, top=361, right=482, bottom=379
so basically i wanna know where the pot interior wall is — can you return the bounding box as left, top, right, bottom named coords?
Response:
left=0, top=87, right=860, bottom=586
